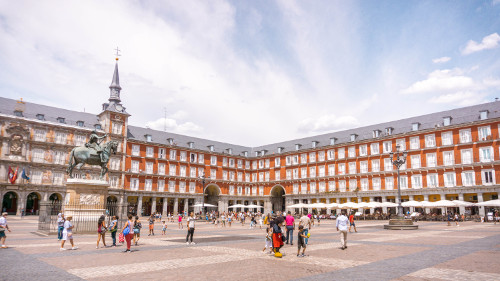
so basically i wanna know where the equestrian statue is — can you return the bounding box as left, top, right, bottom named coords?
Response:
left=66, top=130, right=118, bottom=180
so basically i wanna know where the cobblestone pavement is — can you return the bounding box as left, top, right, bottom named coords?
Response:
left=1, top=217, right=500, bottom=281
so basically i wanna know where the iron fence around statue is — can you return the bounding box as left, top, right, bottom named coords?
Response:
left=38, top=201, right=123, bottom=234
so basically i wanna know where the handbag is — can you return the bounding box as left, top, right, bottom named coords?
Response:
left=118, top=232, right=125, bottom=243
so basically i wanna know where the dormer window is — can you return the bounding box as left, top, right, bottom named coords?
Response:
left=208, top=145, right=214, bottom=152
left=36, top=114, right=45, bottom=121
left=57, top=117, right=65, bottom=124
left=227, top=148, right=232, bottom=155
left=278, top=147, right=284, bottom=154
left=312, top=141, right=319, bottom=148
left=480, top=110, right=488, bottom=120
left=443, top=116, right=452, bottom=126
left=167, top=138, right=174, bottom=145
left=385, top=127, right=393, bottom=135
left=350, top=134, right=358, bottom=142
left=94, top=124, right=102, bottom=130
left=145, top=134, right=152, bottom=142
left=188, top=142, right=194, bottom=149
left=412, top=123, right=420, bottom=131
left=243, top=151, right=248, bottom=157
left=295, top=144, right=301, bottom=151
left=373, top=130, right=381, bottom=138
left=255, top=151, right=260, bottom=157
left=261, top=150, right=267, bottom=156
left=330, top=138, right=337, bottom=145
left=14, top=110, right=23, bottom=117
left=76, top=121, right=84, bottom=127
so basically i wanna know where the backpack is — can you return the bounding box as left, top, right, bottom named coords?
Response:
left=273, top=223, right=281, bottom=234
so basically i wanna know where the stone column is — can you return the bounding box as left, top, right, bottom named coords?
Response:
left=37, top=200, right=51, bottom=234
left=173, top=197, right=179, bottom=215
left=17, top=192, right=26, bottom=216
left=264, top=200, right=272, bottom=215
left=307, top=199, right=312, bottom=214
left=381, top=196, right=388, bottom=214
left=184, top=198, right=189, bottom=215
left=0, top=190, right=3, bottom=213
left=409, top=195, right=415, bottom=214
left=162, top=197, right=169, bottom=216
left=440, top=193, right=446, bottom=215
left=369, top=197, right=375, bottom=214
left=477, top=193, right=485, bottom=217
left=423, top=194, right=430, bottom=214
left=137, top=195, right=143, bottom=217
left=118, top=194, right=127, bottom=220
left=458, top=194, right=465, bottom=215
left=151, top=197, right=157, bottom=215
left=326, top=198, right=332, bottom=215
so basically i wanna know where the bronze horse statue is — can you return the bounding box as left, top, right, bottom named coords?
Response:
left=66, top=140, right=118, bottom=179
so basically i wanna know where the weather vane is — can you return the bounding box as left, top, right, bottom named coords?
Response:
left=114, top=47, right=121, bottom=61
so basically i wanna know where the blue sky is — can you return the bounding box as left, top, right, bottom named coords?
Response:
left=0, top=0, right=499, bottom=146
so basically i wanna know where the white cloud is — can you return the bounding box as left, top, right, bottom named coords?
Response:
left=462, top=33, right=500, bottom=55
left=432, top=57, right=451, bottom=64
left=483, top=78, right=500, bottom=88
left=402, top=69, right=474, bottom=94
left=429, top=91, right=488, bottom=106
left=298, top=114, right=359, bottom=134
left=145, top=117, right=202, bottom=134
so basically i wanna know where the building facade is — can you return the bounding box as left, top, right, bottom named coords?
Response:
left=1, top=61, right=499, bottom=217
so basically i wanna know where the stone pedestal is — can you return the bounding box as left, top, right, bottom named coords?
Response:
left=384, top=217, right=418, bottom=230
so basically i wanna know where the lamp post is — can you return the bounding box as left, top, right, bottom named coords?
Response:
left=389, top=145, right=407, bottom=218
left=199, top=173, right=206, bottom=218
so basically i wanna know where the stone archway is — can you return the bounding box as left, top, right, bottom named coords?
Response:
left=2, top=191, right=18, bottom=215
left=25, top=192, right=41, bottom=215
left=270, top=185, right=285, bottom=213
left=49, top=193, right=63, bottom=203
left=204, top=184, right=220, bottom=213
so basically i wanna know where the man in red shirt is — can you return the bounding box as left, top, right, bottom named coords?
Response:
left=285, top=211, right=295, bottom=245
left=349, top=212, right=357, bottom=233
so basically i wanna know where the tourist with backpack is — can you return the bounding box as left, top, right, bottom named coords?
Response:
left=121, top=214, right=134, bottom=253
left=133, top=216, right=142, bottom=246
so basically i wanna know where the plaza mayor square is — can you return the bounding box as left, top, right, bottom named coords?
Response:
left=0, top=1, right=500, bottom=281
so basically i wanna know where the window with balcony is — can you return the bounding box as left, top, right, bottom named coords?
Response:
left=158, top=163, right=165, bottom=175
left=145, top=179, right=152, bottom=191
left=328, top=164, right=335, bottom=176
left=373, top=177, right=381, bottom=190
left=210, top=169, right=216, bottom=179
left=444, top=172, right=456, bottom=187
left=132, top=145, right=140, bottom=156
left=179, top=181, right=186, bottom=193
left=169, top=181, right=175, bottom=192
left=478, top=126, right=491, bottom=141
left=275, top=157, right=281, bottom=167
left=384, top=158, right=392, bottom=171
left=441, top=131, right=453, bottom=146
left=328, top=181, right=335, bottom=191
left=396, top=139, right=406, bottom=151
left=411, top=155, right=421, bottom=169
left=293, top=168, right=299, bottom=179
left=188, top=182, right=195, bottom=193
left=157, top=180, right=165, bottom=192
left=461, top=171, right=475, bottom=186
left=443, top=151, right=454, bottom=166
left=399, top=176, right=408, bottom=189
left=338, top=148, right=345, bottom=159
left=146, top=162, right=153, bottom=174
left=54, top=151, right=66, bottom=165
left=252, top=186, right=257, bottom=195
left=130, top=178, right=139, bottom=191
left=383, top=141, right=392, bottom=153
left=190, top=153, right=197, bottom=163
left=385, top=177, right=394, bottom=190
left=112, top=122, right=122, bottom=135
left=349, top=179, right=357, bottom=191
left=427, top=173, right=438, bottom=187
left=146, top=147, right=154, bottom=158
left=55, top=132, right=67, bottom=144
left=237, top=159, right=243, bottom=168
left=309, top=152, right=316, bottom=163
left=339, top=180, right=346, bottom=192
left=310, top=166, right=316, bottom=177
left=237, top=186, right=242, bottom=195
left=179, top=151, right=186, bottom=162
left=327, top=149, right=335, bottom=160
left=190, top=167, right=196, bottom=178
left=34, top=129, right=46, bottom=142
left=229, top=185, right=235, bottom=195
left=359, top=144, right=367, bottom=156
left=459, top=129, right=471, bottom=143
left=482, top=170, right=494, bottom=185
left=300, top=182, right=307, bottom=194
left=169, top=150, right=177, bottom=160
left=360, top=161, right=368, bottom=173
left=348, top=146, right=356, bottom=158
left=426, top=153, right=436, bottom=167
left=338, top=163, right=346, bottom=175
left=411, top=175, right=422, bottom=189
left=370, top=143, right=379, bottom=155
left=460, top=149, right=473, bottom=164
left=479, top=146, right=493, bottom=162
left=230, top=158, right=235, bottom=167
left=74, top=134, right=86, bottom=146
left=301, top=153, right=307, bottom=164
left=360, top=178, right=368, bottom=191
left=425, top=134, right=435, bottom=148
left=131, top=161, right=139, bottom=173
left=169, top=164, right=176, bottom=176
left=275, top=171, right=280, bottom=181
left=198, top=154, right=204, bottom=164
left=210, top=156, right=217, bottom=165
left=410, top=137, right=420, bottom=150
left=286, top=170, right=292, bottom=180
left=301, top=167, right=307, bottom=179
left=371, top=159, right=380, bottom=172
left=318, top=151, right=325, bottom=162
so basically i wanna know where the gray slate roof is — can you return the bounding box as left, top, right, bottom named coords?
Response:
left=1, top=96, right=499, bottom=156
left=0, top=96, right=101, bottom=130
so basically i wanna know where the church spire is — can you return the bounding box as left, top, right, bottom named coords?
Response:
left=109, top=47, right=122, bottom=103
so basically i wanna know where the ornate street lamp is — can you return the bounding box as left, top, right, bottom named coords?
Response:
left=389, top=145, right=407, bottom=218
left=199, top=173, right=207, bottom=218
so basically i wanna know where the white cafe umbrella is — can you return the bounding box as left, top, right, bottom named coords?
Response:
left=310, top=203, right=328, bottom=208
left=193, top=203, right=217, bottom=207
left=451, top=200, right=475, bottom=207
left=288, top=203, right=309, bottom=208
left=379, top=202, right=398, bottom=208
left=246, top=204, right=263, bottom=208
left=475, top=199, right=500, bottom=207
left=339, top=202, right=359, bottom=209
left=426, top=200, right=457, bottom=208
left=401, top=200, right=430, bottom=208
left=326, top=202, right=339, bottom=209
left=228, top=204, right=245, bottom=208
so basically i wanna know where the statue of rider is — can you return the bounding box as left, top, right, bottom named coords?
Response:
left=85, top=130, right=108, bottom=162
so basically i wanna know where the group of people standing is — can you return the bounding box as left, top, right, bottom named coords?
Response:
left=56, top=213, right=78, bottom=250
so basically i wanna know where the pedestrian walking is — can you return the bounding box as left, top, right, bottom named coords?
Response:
left=297, top=225, right=307, bottom=257
left=262, top=227, right=272, bottom=254
left=148, top=215, right=155, bottom=236
left=162, top=221, right=167, bottom=235
left=133, top=216, right=141, bottom=246
left=186, top=212, right=196, bottom=245
left=299, top=212, right=311, bottom=245
left=178, top=214, right=183, bottom=229
left=455, top=213, right=460, bottom=226
left=259, top=215, right=263, bottom=229
left=349, top=212, right=357, bottom=233
left=336, top=211, right=349, bottom=250
left=447, top=212, right=452, bottom=226
left=109, top=216, right=118, bottom=247
left=0, top=212, right=11, bottom=248
left=121, top=214, right=134, bottom=253
left=57, top=213, right=65, bottom=241
left=60, top=216, right=77, bottom=250
left=285, top=211, right=295, bottom=245
left=96, top=215, right=108, bottom=248
left=221, top=213, right=226, bottom=227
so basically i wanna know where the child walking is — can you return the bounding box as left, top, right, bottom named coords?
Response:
left=262, top=227, right=272, bottom=254
left=162, top=221, right=167, bottom=235
left=297, top=225, right=307, bottom=257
